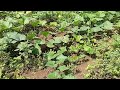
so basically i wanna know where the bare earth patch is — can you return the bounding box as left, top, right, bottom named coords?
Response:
left=74, top=60, right=94, bottom=79
left=22, top=67, right=54, bottom=79
left=22, top=59, right=94, bottom=79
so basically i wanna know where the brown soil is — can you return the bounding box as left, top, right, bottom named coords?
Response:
left=22, top=58, right=94, bottom=79
left=37, top=32, right=66, bottom=41
left=22, top=67, right=54, bottom=79
left=55, top=32, right=66, bottom=37
left=74, top=59, right=94, bottom=79
left=37, top=34, right=53, bottom=41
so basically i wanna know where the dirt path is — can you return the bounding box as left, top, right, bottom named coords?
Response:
left=22, top=67, right=54, bottom=79
left=74, top=60, right=94, bottom=79
left=22, top=60, right=94, bottom=79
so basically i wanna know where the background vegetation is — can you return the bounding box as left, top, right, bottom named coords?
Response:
left=0, top=11, right=120, bottom=79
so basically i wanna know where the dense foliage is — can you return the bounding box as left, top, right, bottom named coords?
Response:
left=0, top=11, right=120, bottom=79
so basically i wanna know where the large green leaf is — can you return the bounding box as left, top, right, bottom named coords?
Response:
left=39, top=20, right=47, bottom=26
left=83, top=45, right=94, bottom=54
left=56, top=59, right=65, bottom=65
left=5, top=32, right=26, bottom=42
left=47, top=40, right=54, bottom=48
left=34, top=43, right=41, bottom=55
left=50, top=22, right=58, bottom=26
left=47, top=71, right=61, bottom=79
left=58, top=65, right=69, bottom=72
left=69, top=44, right=80, bottom=53
left=41, top=31, right=49, bottom=37
left=30, top=20, right=39, bottom=27
left=71, top=26, right=79, bottom=33
left=45, top=61, right=57, bottom=68
left=91, top=26, right=103, bottom=32
left=74, top=15, right=84, bottom=21
left=17, top=42, right=28, bottom=51
left=24, top=17, right=30, bottom=25
left=63, top=74, right=76, bottom=79
left=27, top=31, right=36, bottom=40
left=56, top=54, right=67, bottom=61
left=62, top=35, right=69, bottom=43
left=68, top=55, right=79, bottom=62
left=59, top=47, right=67, bottom=53
left=47, top=51, right=57, bottom=60
left=80, top=26, right=90, bottom=31
left=115, top=21, right=120, bottom=28
left=101, top=21, right=114, bottom=30
left=73, top=34, right=83, bottom=42
left=97, top=11, right=105, bottom=17
left=54, top=37, right=62, bottom=44
left=32, top=48, right=39, bottom=55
